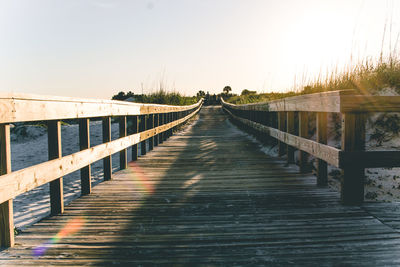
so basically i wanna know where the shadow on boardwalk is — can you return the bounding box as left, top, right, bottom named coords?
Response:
left=2, top=106, right=400, bottom=266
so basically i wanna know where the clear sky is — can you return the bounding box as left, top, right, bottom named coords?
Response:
left=1, top=0, right=399, bottom=99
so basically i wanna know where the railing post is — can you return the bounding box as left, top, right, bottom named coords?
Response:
left=159, top=113, right=164, bottom=143
left=79, top=119, right=91, bottom=195
left=102, top=117, right=112, bottom=181
left=132, top=116, right=139, bottom=161
left=287, top=111, right=295, bottom=164
left=299, top=112, right=309, bottom=173
left=140, top=115, right=147, bottom=155
left=148, top=114, right=154, bottom=151
left=48, top=120, right=64, bottom=215
left=278, top=111, right=286, bottom=156
left=119, top=116, right=127, bottom=169
left=154, top=114, right=159, bottom=146
left=0, top=124, right=14, bottom=247
left=163, top=113, right=167, bottom=141
left=341, top=113, right=366, bottom=205
left=316, top=112, right=328, bottom=186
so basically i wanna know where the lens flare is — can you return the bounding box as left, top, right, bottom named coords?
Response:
left=33, top=217, right=85, bottom=257
left=127, top=162, right=155, bottom=194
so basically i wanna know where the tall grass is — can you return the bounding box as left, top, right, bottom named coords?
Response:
left=112, top=89, right=198, bottom=105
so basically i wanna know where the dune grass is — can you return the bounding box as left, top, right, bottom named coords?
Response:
left=226, top=55, right=400, bottom=104
left=112, top=89, right=198, bottom=105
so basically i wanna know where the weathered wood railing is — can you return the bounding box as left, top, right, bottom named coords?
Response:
left=222, top=90, right=400, bottom=205
left=0, top=93, right=203, bottom=247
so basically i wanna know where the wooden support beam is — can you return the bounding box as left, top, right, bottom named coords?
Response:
left=79, top=119, right=91, bottom=195
left=154, top=114, right=159, bottom=146
left=299, top=112, right=309, bottom=173
left=278, top=112, right=286, bottom=156
left=341, top=113, right=365, bottom=205
left=161, top=113, right=166, bottom=142
left=286, top=112, right=295, bottom=164
left=148, top=114, right=154, bottom=151
left=119, top=116, right=127, bottom=169
left=102, top=117, right=112, bottom=181
left=0, top=124, right=14, bottom=247
left=140, top=115, right=147, bottom=155
left=47, top=120, right=64, bottom=215
left=131, top=116, right=139, bottom=161
left=316, top=112, right=328, bottom=186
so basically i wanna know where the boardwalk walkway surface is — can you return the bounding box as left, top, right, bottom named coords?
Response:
left=2, top=106, right=400, bottom=266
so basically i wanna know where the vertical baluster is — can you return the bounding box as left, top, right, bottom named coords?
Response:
left=140, top=115, right=147, bottom=155
left=299, top=112, right=309, bottom=173
left=79, top=119, right=91, bottom=195
left=341, top=113, right=366, bottom=205
left=148, top=114, right=154, bottom=151
left=102, top=117, right=112, bottom=180
left=0, top=124, right=14, bottom=247
left=119, top=116, right=127, bottom=169
left=278, top=111, right=286, bottom=156
left=132, top=116, right=139, bottom=161
left=316, top=112, right=328, bottom=186
left=48, top=120, right=64, bottom=215
left=154, top=114, right=159, bottom=146
left=287, top=112, right=295, bottom=164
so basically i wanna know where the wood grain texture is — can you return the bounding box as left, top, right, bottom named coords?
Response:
left=47, top=121, right=64, bottom=215
left=341, top=113, right=366, bottom=205
left=286, top=111, right=295, bottom=164
left=102, top=117, right=112, bottom=181
left=0, top=124, right=13, bottom=247
left=119, top=116, right=127, bottom=170
left=223, top=108, right=340, bottom=167
left=0, top=106, right=201, bottom=204
left=316, top=112, right=328, bottom=186
left=79, top=119, right=91, bottom=195
left=0, top=93, right=202, bottom=123
left=221, top=90, right=355, bottom=112
left=2, top=106, right=400, bottom=265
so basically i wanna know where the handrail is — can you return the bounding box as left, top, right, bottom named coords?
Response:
left=0, top=92, right=201, bottom=123
left=0, top=94, right=203, bottom=247
left=221, top=90, right=400, bottom=206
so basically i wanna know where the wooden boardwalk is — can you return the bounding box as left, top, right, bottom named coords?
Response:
left=2, top=106, right=400, bottom=265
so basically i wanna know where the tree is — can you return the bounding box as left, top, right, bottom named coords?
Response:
left=241, top=89, right=257, bottom=96
left=112, top=91, right=126, bottom=100
left=196, top=90, right=206, bottom=98
left=223, top=86, right=232, bottom=95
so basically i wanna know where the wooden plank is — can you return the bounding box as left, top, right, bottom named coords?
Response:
left=131, top=116, right=139, bottom=161
left=221, top=90, right=355, bottom=113
left=298, top=112, right=309, bottom=173
left=140, top=115, right=147, bottom=156
left=102, top=117, right=112, bottom=181
left=0, top=106, right=201, bottom=204
left=340, top=113, right=366, bottom=205
left=3, top=106, right=400, bottom=265
left=119, top=116, right=127, bottom=169
left=79, top=119, right=91, bottom=195
left=278, top=112, right=286, bottom=156
left=0, top=93, right=203, bottom=123
left=0, top=124, right=13, bottom=247
left=339, top=151, right=400, bottom=168
left=148, top=114, right=154, bottom=151
left=316, top=112, right=328, bottom=186
left=154, top=114, right=159, bottom=147
left=287, top=112, right=295, bottom=164
left=340, top=95, right=400, bottom=112
left=47, top=120, right=64, bottom=215
left=223, top=108, right=340, bottom=167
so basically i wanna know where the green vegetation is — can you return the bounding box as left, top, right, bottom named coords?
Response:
left=112, top=90, right=198, bottom=105
left=224, top=55, right=400, bottom=104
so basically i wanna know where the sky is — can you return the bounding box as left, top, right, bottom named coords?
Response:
left=0, top=0, right=400, bottom=99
